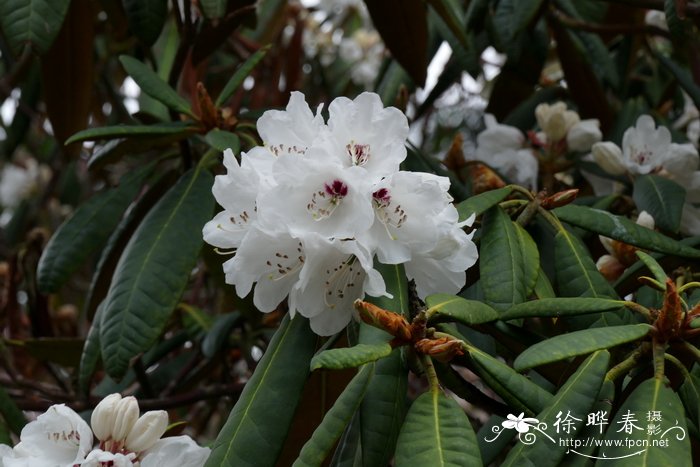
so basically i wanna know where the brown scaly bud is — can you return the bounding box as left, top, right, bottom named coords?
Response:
left=656, top=279, right=682, bottom=340
left=444, top=133, right=467, bottom=173
left=467, top=162, right=506, bottom=195
left=414, top=337, right=465, bottom=363
left=197, top=82, right=219, bottom=130
left=354, top=300, right=412, bottom=342
left=541, top=188, right=579, bottom=210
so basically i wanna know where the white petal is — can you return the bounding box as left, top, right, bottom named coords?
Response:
left=592, top=142, right=626, bottom=176
left=567, top=119, right=602, bottom=152
left=141, top=436, right=210, bottom=467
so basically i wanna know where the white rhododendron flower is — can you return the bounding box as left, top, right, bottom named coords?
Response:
left=203, top=91, right=478, bottom=336
left=0, top=394, right=209, bottom=467
left=590, top=114, right=700, bottom=235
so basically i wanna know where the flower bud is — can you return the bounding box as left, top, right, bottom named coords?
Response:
left=592, top=142, right=626, bottom=175
left=541, top=189, right=579, bottom=209
left=125, top=410, right=169, bottom=453
left=535, top=102, right=580, bottom=142
left=566, top=119, right=602, bottom=152
left=636, top=211, right=655, bottom=230
left=414, top=337, right=464, bottom=362
left=596, top=254, right=625, bottom=282
left=354, top=299, right=412, bottom=342
left=112, top=396, right=140, bottom=442
left=91, top=393, right=122, bottom=441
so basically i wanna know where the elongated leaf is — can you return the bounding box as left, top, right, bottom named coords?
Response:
left=481, top=206, right=539, bottom=311
left=635, top=251, right=668, bottom=285
left=66, top=123, right=198, bottom=145
left=514, top=324, right=651, bottom=371
left=655, top=50, right=700, bottom=111
left=205, top=315, right=317, bottom=467
left=679, top=368, right=700, bottom=427
left=456, top=186, right=513, bottom=221
left=426, top=294, right=499, bottom=325
left=426, top=0, right=469, bottom=51
left=123, top=0, right=168, bottom=46
left=0, top=386, right=26, bottom=435
left=602, top=378, right=691, bottom=465
left=533, top=268, right=556, bottom=299
left=0, top=0, right=70, bottom=55
left=78, top=302, right=104, bottom=393
left=554, top=205, right=700, bottom=258
left=6, top=338, right=84, bottom=367
left=329, top=411, right=362, bottom=467
left=119, top=56, right=195, bottom=117
left=205, top=129, right=241, bottom=153
left=502, top=351, right=609, bottom=466
left=359, top=263, right=409, bottom=467
left=37, top=168, right=150, bottom=293
left=311, top=343, right=392, bottom=371
left=100, top=167, right=214, bottom=378
left=633, top=174, right=685, bottom=233
left=200, top=0, right=227, bottom=19
left=469, top=349, right=553, bottom=416
left=365, top=0, right=427, bottom=85
left=215, top=46, right=271, bottom=107
left=394, top=390, right=481, bottom=466
left=501, top=298, right=626, bottom=320
left=554, top=228, right=617, bottom=298
left=201, top=312, right=242, bottom=358
left=294, top=364, right=374, bottom=466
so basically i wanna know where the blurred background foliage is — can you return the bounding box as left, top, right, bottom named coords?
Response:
left=0, top=0, right=699, bottom=463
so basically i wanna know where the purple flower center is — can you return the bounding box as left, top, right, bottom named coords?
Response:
left=325, top=179, right=349, bottom=197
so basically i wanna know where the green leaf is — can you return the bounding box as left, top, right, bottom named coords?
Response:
left=514, top=324, right=652, bottom=371
left=201, top=312, right=242, bottom=358
left=502, top=351, right=610, bottom=466
left=635, top=251, right=668, bottom=285
left=679, top=370, right=700, bottom=428
left=205, top=129, right=241, bottom=153
left=480, top=206, right=539, bottom=311
left=119, top=56, right=195, bottom=117
left=602, top=378, right=691, bottom=466
left=78, top=302, right=104, bottom=393
left=553, top=228, right=618, bottom=298
left=37, top=167, right=150, bottom=293
left=532, top=268, right=556, bottom=299
left=425, top=294, right=499, bottom=325
left=294, top=364, right=374, bottom=466
left=200, top=0, right=227, bottom=19
left=455, top=186, right=513, bottom=221
left=394, top=390, right=481, bottom=466
left=66, top=122, right=198, bottom=145
left=311, top=343, right=393, bottom=371
left=100, top=167, right=214, bottom=378
left=7, top=338, right=85, bottom=367
left=633, top=174, right=685, bottom=233
left=500, top=298, right=627, bottom=320
left=215, top=46, right=271, bottom=107
left=329, top=412, right=362, bottom=467
left=205, top=315, right=317, bottom=467
left=123, top=0, right=168, bottom=46
left=360, top=263, right=409, bottom=467
left=655, top=50, right=700, bottom=110
left=0, top=0, right=70, bottom=55
left=469, top=349, right=553, bottom=416
left=0, top=385, right=26, bottom=435
left=425, top=0, right=469, bottom=51
left=554, top=205, right=700, bottom=258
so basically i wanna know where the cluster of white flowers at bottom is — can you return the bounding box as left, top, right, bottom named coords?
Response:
left=0, top=394, right=209, bottom=467
left=203, top=92, right=478, bottom=336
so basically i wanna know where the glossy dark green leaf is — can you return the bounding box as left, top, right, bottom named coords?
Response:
left=329, top=412, right=362, bottom=467
left=78, top=302, right=104, bottom=393
left=633, top=175, right=685, bottom=233
left=481, top=206, right=539, bottom=311
left=514, top=324, right=651, bottom=371
left=37, top=167, right=149, bottom=293
left=205, top=129, right=241, bottom=153
left=66, top=122, right=198, bottom=145
left=456, top=186, right=513, bottom=221
left=205, top=315, right=317, bottom=467
left=554, top=205, right=700, bottom=258
left=0, top=385, right=26, bottom=435
left=679, top=369, right=700, bottom=428
left=123, top=0, right=168, bottom=46
left=201, top=312, right=242, bottom=358
left=215, top=45, right=271, bottom=107
left=501, top=298, right=626, bottom=320
left=119, top=56, right=195, bottom=117
left=553, top=228, right=617, bottom=298
left=365, top=0, right=427, bottom=86
left=294, top=364, right=374, bottom=466
left=100, top=167, right=214, bottom=378
left=360, top=263, right=409, bottom=467
left=0, top=0, right=70, bottom=55
left=470, top=349, right=553, bottom=416
left=425, top=293, right=499, bottom=325
left=532, top=268, right=555, bottom=299
left=635, top=251, right=668, bottom=285
left=395, top=390, right=481, bottom=466
left=426, top=0, right=469, bottom=51
left=311, top=343, right=392, bottom=371
left=503, top=351, right=610, bottom=466
left=602, top=378, right=691, bottom=466
left=655, top=50, right=700, bottom=110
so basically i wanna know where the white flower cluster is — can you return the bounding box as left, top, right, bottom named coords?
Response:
left=591, top=115, right=700, bottom=235
left=203, top=92, right=478, bottom=336
left=471, top=101, right=602, bottom=189
left=0, top=393, right=209, bottom=467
